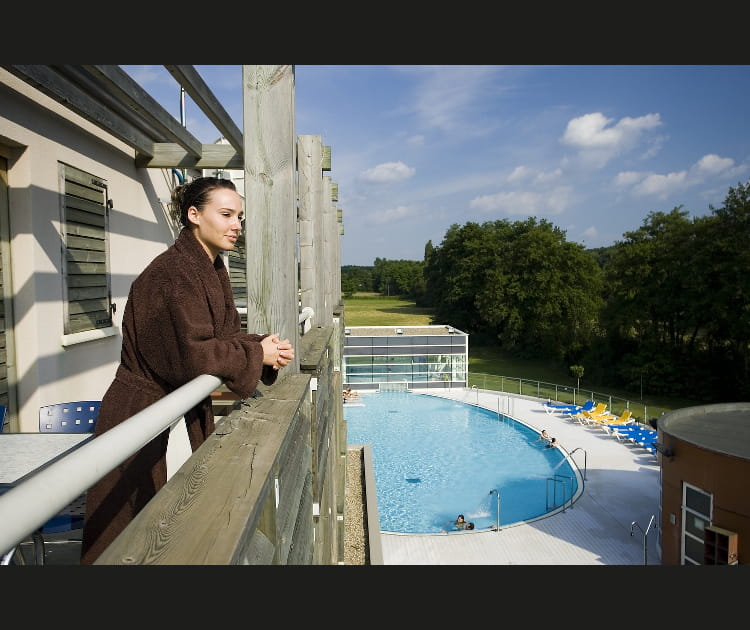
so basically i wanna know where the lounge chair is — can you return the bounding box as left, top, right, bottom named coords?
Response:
left=543, top=399, right=594, bottom=416
left=634, top=430, right=658, bottom=448
left=611, top=426, right=656, bottom=447
left=569, top=402, right=607, bottom=424
left=593, top=410, right=634, bottom=430
left=608, top=424, right=644, bottom=442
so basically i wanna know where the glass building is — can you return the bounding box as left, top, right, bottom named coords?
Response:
left=343, top=325, right=468, bottom=391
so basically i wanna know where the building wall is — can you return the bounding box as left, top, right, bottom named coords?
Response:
left=342, top=325, right=468, bottom=390
left=659, top=433, right=749, bottom=565
left=0, top=69, right=179, bottom=432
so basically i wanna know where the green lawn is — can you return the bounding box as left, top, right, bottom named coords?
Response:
left=343, top=294, right=434, bottom=326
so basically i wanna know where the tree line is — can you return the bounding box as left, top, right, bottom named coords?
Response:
left=341, top=180, right=750, bottom=403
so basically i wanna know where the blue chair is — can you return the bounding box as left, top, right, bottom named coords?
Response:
left=39, top=401, right=100, bottom=433
left=34, top=401, right=101, bottom=563
left=551, top=400, right=596, bottom=416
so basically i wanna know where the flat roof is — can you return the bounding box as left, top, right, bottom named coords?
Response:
left=659, top=402, right=750, bottom=460
left=344, top=325, right=467, bottom=337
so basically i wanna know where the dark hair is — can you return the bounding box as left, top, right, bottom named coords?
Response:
left=169, top=176, right=237, bottom=227
left=457, top=514, right=464, bottom=520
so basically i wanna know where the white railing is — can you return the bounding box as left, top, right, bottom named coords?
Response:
left=235, top=303, right=314, bottom=335
left=0, top=373, right=222, bottom=558
left=298, top=306, right=314, bottom=334
left=1, top=306, right=317, bottom=558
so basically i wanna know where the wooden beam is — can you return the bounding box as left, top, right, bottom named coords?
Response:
left=1, top=65, right=155, bottom=157
left=53, top=65, right=167, bottom=142
left=165, top=65, right=243, bottom=154
left=243, top=65, right=299, bottom=372
left=84, top=65, right=203, bottom=158
left=135, top=143, right=242, bottom=169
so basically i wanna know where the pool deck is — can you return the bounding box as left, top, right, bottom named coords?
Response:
left=378, top=388, right=662, bottom=565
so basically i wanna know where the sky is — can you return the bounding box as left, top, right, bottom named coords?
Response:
left=121, top=65, right=750, bottom=267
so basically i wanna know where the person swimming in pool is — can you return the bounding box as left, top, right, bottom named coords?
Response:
left=536, top=429, right=552, bottom=444
left=442, top=514, right=475, bottom=533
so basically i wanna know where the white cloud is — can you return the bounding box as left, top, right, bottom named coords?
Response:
left=360, top=161, right=416, bottom=183
left=581, top=226, right=599, bottom=241
left=507, top=165, right=533, bottom=183
left=367, top=205, right=418, bottom=225
left=406, top=135, right=425, bottom=146
left=613, top=171, right=646, bottom=187
left=533, top=168, right=563, bottom=186
left=693, top=154, right=734, bottom=176
left=412, top=66, right=501, bottom=134
left=506, top=166, right=561, bottom=187
left=632, top=171, right=689, bottom=198
left=469, top=186, right=574, bottom=216
left=613, top=153, right=750, bottom=202
left=561, top=112, right=662, bottom=169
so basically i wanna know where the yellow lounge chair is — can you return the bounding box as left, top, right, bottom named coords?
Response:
left=592, top=409, right=633, bottom=429
left=570, top=402, right=607, bottom=424
left=580, top=410, right=617, bottom=426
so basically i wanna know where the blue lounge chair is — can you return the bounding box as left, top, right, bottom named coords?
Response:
left=612, top=426, right=656, bottom=448
left=552, top=399, right=596, bottom=417
left=634, top=430, right=658, bottom=448
left=543, top=400, right=580, bottom=415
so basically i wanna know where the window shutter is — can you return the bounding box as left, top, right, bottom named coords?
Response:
left=227, top=231, right=247, bottom=331
left=61, top=164, right=112, bottom=334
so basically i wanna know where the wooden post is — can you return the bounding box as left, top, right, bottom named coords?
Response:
left=331, top=190, right=341, bottom=306
left=242, top=65, right=299, bottom=373
left=297, top=134, right=324, bottom=327
left=321, top=176, right=334, bottom=328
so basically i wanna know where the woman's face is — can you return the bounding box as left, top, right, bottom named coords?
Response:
left=188, top=187, right=244, bottom=259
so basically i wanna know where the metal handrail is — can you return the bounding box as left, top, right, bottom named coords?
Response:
left=554, top=473, right=574, bottom=511
left=568, top=447, right=587, bottom=481
left=0, top=373, right=222, bottom=557
left=546, top=477, right=566, bottom=511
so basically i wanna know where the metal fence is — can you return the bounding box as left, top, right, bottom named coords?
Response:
left=467, top=372, right=658, bottom=425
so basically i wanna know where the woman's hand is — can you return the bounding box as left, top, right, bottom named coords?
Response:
left=261, top=333, right=295, bottom=370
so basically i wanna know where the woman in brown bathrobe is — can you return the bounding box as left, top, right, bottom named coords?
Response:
left=81, top=176, right=294, bottom=564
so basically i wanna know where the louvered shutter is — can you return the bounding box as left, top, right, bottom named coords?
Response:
left=60, top=164, right=112, bottom=334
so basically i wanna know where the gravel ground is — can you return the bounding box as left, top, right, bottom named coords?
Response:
left=343, top=447, right=368, bottom=565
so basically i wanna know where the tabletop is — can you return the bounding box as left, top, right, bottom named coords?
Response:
left=0, top=433, right=94, bottom=486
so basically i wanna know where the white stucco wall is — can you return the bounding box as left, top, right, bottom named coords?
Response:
left=0, top=68, right=178, bottom=432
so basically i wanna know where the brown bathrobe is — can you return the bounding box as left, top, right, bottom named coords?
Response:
left=80, top=227, right=277, bottom=564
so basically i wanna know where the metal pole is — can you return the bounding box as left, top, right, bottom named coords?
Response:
left=630, top=514, right=657, bottom=565
left=489, top=489, right=500, bottom=531
left=497, top=491, right=500, bottom=530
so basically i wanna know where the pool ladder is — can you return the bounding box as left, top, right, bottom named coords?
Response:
left=546, top=473, right=574, bottom=512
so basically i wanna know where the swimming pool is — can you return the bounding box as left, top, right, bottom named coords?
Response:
left=344, top=391, right=580, bottom=534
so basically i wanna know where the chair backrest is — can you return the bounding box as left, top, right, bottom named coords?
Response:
left=39, top=401, right=101, bottom=433
left=584, top=402, right=607, bottom=417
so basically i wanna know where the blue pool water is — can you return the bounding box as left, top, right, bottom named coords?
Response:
left=344, top=391, right=579, bottom=534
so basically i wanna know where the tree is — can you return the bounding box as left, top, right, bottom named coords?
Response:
left=372, top=258, right=425, bottom=299
left=423, top=218, right=603, bottom=359
left=570, top=365, right=584, bottom=390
